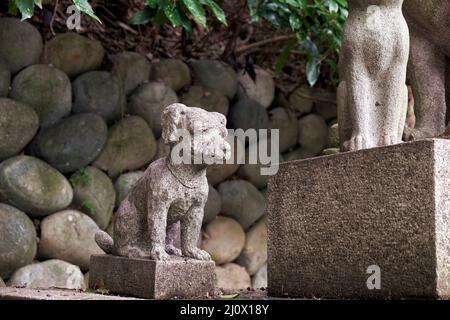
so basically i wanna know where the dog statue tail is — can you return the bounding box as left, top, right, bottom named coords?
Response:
left=95, top=231, right=114, bottom=254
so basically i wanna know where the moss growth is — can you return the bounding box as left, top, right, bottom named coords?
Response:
left=81, top=199, right=96, bottom=216
left=70, top=167, right=93, bottom=187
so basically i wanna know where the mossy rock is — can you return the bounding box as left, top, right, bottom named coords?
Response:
left=181, top=85, right=229, bottom=116
left=190, top=60, right=237, bottom=99
left=111, top=51, right=151, bottom=95
left=151, top=59, right=191, bottom=91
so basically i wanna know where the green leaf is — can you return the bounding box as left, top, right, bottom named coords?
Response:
left=129, top=7, right=157, bottom=25
left=247, top=0, right=261, bottom=22
left=33, top=0, right=42, bottom=9
left=289, top=13, right=300, bottom=30
left=275, top=37, right=297, bottom=74
left=73, top=0, right=101, bottom=23
left=203, top=0, right=227, bottom=25
left=14, top=0, right=35, bottom=20
left=182, top=0, right=207, bottom=27
left=220, top=293, right=240, bottom=299
left=8, top=0, right=18, bottom=16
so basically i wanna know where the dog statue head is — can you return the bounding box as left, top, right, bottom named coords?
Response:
left=162, top=103, right=231, bottom=165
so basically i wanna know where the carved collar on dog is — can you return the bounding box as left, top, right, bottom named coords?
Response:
left=165, top=156, right=206, bottom=189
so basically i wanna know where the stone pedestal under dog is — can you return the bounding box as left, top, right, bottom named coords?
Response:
left=268, top=139, right=450, bottom=299
left=89, top=103, right=231, bottom=299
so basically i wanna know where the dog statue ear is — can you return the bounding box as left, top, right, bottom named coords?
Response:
left=214, top=112, right=228, bottom=137
left=162, top=103, right=187, bottom=145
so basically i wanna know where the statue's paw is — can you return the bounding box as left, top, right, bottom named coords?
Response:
left=183, top=247, right=211, bottom=261
left=165, top=244, right=182, bottom=257
left=343, top=134, right=368, bottom=151
left=381, top=134, right=398, bottom=147
left=150, top=246, right=171, bottom=261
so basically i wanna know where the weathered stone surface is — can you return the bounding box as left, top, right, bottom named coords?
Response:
left=111, top=51, right=151, bottom=95
left=29, top=113, right=108, bottom=173
left=237, top=140, right=281, bottom=189
left=268, top=107, right=298, bottom=153
left=38, top=210, right=104, bottom=271
left=181, top=85, right=229, bottom=116
left=114, top=171, right=144, bottom=208
left=236, top=216, right=267, bottom=275
left=0, top=156, right=73, bottom=217
left=268, top=139, right=450, bottom=298
left=402, top=1, right=450, bottom=140
left=338, top=1, right=409, bottom=151
left=128, top=82, right=179, bottom=137
left=203, top=185, right=221, bottom=225
left=0, top=98, right=39, bottom=161
left=151, top=59, right=191, bottom=91
left=7, top=260, right=85, bottom=290
left=41, top=33, right=105, bottom=78
left=72, top=71, right=126, bottom=124
left=70, top=167, right=116, bottom=230
left=252, top=264, right=267, bottom=289
left=237, top=68, right=275, bottom=108
left=215, top=263, right=251, bottom=291
left=288, top=85, right=314, bottom=115
left=228, top=98, right=269, bottom=134
left=190, top=60, right=237, bottom=99
left=297, top=114, right=328, bottom=156
left=0, top=277, right=5, bottom=287
left=89, top=255, right=215, bottom=299
left=93, top=116, right=157, bottom=177
left=206, top=135, right=244, bottom=186
left=313, top=88, right=337, bottom=120
left=201, top=216, right=245, bottom=264
left=10, top=64, right=71, bottom=127
left=0, top=203, right=36, bottom=279
left=218, top=180, right=266, bottom=230
left=0, top=62, right=11, bottom=97
left=0, top=18, right=43, bottom=73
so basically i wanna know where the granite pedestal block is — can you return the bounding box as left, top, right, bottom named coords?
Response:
left=268, top=139, right=450, bottom=299
left=89, top=255, right=215, bottom=299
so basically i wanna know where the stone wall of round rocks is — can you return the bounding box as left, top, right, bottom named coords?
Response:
left=0, top=17, right=339, bottom=293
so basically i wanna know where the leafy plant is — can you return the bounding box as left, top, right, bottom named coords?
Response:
left=81, top=199, right=96, bottom=216
left=70, top=167, right=93, bottom=187
left=249, top=0, right=348, bottom=87
left=8, top=0, right=100, bottom=22
left=129, top=0, right=227, bottom=32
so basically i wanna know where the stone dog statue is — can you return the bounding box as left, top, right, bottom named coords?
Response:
left=402, top=0, right=450, bottom=141
left=95, top=103, right=231, bottom=261
left=338, top=0, right=409, bottom=151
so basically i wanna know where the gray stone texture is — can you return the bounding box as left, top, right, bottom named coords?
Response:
left=0, top=155, right=73, bottom=218
left=10, top=64, right=72, bottom=127
left=0, top=98, right=39, bottom=161
left=236, top=216, right=267, bottom=276
left=0, top=61, right=11, bottom=97
left=38, top=210, right=104, bottom=271
left=0, top=203, right=37, bottom=279
left=89, top=255, right=215, bottom=299
left=93, top=116, right=157, bottom=178
left=128, top=82, right=179, bottom=137
left=215, top=263, right=251, bottom=291
left=402, top=1, right=450, bottom=140
left=203, top=184, right=222, bottom=225
left=111, top=51, right=151, bottom=95
left=268, top=139, right=450, bottom=298
left=0, top=18, right=43, bottom=73
left=190, top=60, right=237, bottom=99
left=72, top=71, right=126, bottom=124
left=70, top=167, right=116, bottom=230
left=41, top=33, right=105, bottom=78
left=151, top=59, right=191, bottom=91
left=114, top=171, right=145, bottom=208
left=7, top=259, right=85, bottom=290
left=201, top=216, right=245, bottom=265
left=29, top=113, right=108, bottom=173
left=181, top=85, right=229, bottom=116
left=237, top=67, right=275, bottom=109
left=338, top=0, right=409, bottom=151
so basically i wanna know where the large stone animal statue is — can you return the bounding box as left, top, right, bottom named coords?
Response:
left=338, top=0, right=409, bottom=151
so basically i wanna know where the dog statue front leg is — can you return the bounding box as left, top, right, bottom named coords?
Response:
left=181, top=205, right=211, bottom=261
left=148, top=199, right=170, bottom=261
